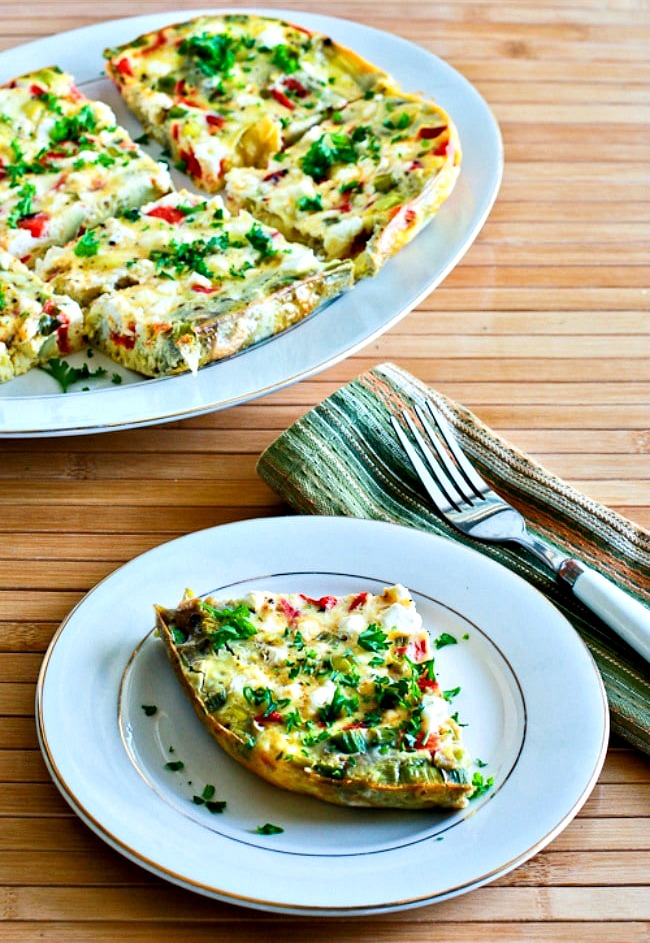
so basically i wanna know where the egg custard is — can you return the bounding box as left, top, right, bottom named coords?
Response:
left=0, top=67, right=172, bottom=266
left=155, top=584, right=474, bottom=809
left=104, top=13, right=390, bottom=192
left=225, top=88, right=460, bottom=277
left=38, top=191, right=353, bottom=376
left=0, top=250, right=84, bottom=382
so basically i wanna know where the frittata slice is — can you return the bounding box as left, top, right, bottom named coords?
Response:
left=39, top=191, right=353, bottom=376
left=105, top=13, right=391, bottom=191
left=0, top=250, right=84, bottom=382
left=0, top=67, right=172, bottom=265
left=155, top=584, right=474, bottom=809
left=225, top=88, right=461, bottom=277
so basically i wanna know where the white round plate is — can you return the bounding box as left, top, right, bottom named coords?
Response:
left=0, top=7, right=502, bottom=436
left=36, top=517, right=607, bottom=915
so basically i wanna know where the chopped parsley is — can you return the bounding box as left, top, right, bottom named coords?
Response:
left=243, top=685, right=290, bottom=717
left=434, top=632, right=457, bottom=649
left=296, top=194, right=322, bottom=212
left=200, top=601, right=257, bottom=649
left=150, top=237, right=223, bottom=278
left=38, top=358, right=107, bottom=393
left=164, top=760, right=185, bottom=772
left=383, top=112, right=412, bottom=131
left=471, top=771, right=494, bottom=798
left=180, top=31, right=239, bottom=78
left=256, top=823, right=284, bottom=835
left=245, top=223, right=277, bottom=258
left=7, top=182, right=36, bottom=227
left=357, top=624, right=389, bottom=653
left=318, top=685, right=359, bottom=725
left=270, top=43, right=300, bottom=74
left=192, top=783, right=227, bottom=812
left=73, top=230, right=100, bottom=257
left=300, top=127, right=378, bottom=181
left=121, top=208, right=141, bottom=222
left=443, top=686, right=461, bottom=702
left=50, top=104, right=98, bottom=143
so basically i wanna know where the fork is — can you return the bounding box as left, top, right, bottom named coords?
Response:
left=391, top=399, right=650, bottom=662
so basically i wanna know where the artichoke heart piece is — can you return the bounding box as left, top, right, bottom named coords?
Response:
left=155, top=584, right=475, bottom=809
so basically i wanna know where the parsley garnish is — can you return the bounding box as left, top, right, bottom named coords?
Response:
left=192, top=783, right=227, bottom=812
left=50, top=104, right=98, bottom=143
left=471, top=771, right=494, bottom=798
left=38, top=358, right=107, bottom=393
left=243, top=685, right=290, bottom=717
left=74, top=230, right=100, bottom=257
left=300, top=128, right=376, bottom=181
left=228, top=260, right=254, bottom=279
left=150, top=237, right=222, bottom=278
left=7, top=182, right=36, bottom=227
left=318, top=686, right=359, bottom=725
left=434, top=632, right=457, bottom=649
left=164, top=760, right=185, bottom=772
left=443, top=686, right=461, bottom=702
left=270, top=43, right=300, bottom=74
left=180, top=32, right=239, bottom=78
left=300, top=135, right=338, bottom=181
left=33, top=90, right=63, bottom=114
left=141, top=704, right=157, bottom=716
left=357, top=624, right=389, bottom=653
left=0, top=287, right=5, bottom=311
left=256, top=823, right=284, bottom=835
left=200, top=601, right=257, bottom=649
left=245, top=223, right=277, bottom=258
left=383, top=112, right=412, bottom=131
left=296, top=194, right=322, bottom=212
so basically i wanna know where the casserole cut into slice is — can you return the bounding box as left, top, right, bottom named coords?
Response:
left=155, top=584, right=475, bottom=809
left=225, top=87, right=461, bottom=277
left=105, top=13, right=391, bottom=191
left=0, top=250, right=84, bottom=382
left=39, top=191, right=353, bottom=377
left=0, top=67, right=172, bottom=266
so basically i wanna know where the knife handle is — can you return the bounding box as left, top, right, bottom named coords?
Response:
left=562, top=562, right=650, bottom=662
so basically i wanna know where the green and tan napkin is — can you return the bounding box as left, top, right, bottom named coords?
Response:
left=257, top=362, right=650, bottom=754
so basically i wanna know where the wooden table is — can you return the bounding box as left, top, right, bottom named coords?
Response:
left=1, top=1, right=648, bottom=940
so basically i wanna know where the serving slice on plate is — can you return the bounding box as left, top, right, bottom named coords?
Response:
left=38, top=190, right=353, bottom=376
left=104, top=13, right=390, bottom=191
left=0, top=249, right=84, bottom=381
left=155, top=583, right=474, bottom=809
left=0, top=67, right=172, bottom=266
left=225, top=87, right=460, bottom=277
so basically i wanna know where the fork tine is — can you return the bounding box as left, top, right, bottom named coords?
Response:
left=413, top=403, right=476, bottom=506
left=424, top=400, right=490, bottom=499
left=389, top=416, right=457, bottom=514
left=401, top=410, right=466, bottom=509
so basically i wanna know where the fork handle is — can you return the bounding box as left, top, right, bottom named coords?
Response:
left=560, top=562, right=650, bottom=662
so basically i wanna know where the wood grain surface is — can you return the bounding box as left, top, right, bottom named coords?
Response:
left=1, top=1, right=649, bottom=940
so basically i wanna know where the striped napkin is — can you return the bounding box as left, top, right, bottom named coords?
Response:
left=257, top=362, right=650, bottom=754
